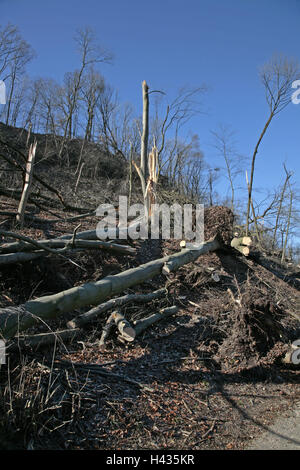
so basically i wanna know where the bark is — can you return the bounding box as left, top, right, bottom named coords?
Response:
left=0, top=236, right=221, bottom=339
left=67, top=288, right=167, bottom=329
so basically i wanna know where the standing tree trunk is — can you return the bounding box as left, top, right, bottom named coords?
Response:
left=246, top=111, right=274, bottom=236
left=141, top=80, right=149, bottom=186
left=16, top=140, right=37, bottom=227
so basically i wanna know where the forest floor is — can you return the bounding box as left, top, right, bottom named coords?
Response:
left=0, top=201, right=299, bottom=451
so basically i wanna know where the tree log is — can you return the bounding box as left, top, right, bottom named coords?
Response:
left=0, top=236, right=221, bottom=339
left=230, top=237, right=252, bottom=256
left=162, top=237, right=221, bottom=274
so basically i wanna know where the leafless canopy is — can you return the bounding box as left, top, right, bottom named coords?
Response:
left=260, top=54, right=300, bottom=115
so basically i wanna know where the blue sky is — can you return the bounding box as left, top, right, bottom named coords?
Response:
left=1, top=0, right=299, bottom=238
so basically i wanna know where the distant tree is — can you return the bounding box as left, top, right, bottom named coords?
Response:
left=5, top=36, right=35, bottom=125
left=246, top=54, right=300, bottom=235
left=81, top=66, right=105, bottom=142
left=211, top=124, right=245, bottom=211
left=0, top=23, right=21, bottom=80
left=58, top=26, right=112, bottom=157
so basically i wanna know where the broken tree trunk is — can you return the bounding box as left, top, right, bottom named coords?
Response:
left=98, top=310, right=135, bottom=350
left=0, top=236, right=222, bottom=339
left=67, top=288, right=167, bottom=329
left=16, top=140, right=37, bottom=227
left=109, top=310, right=136, bottom=342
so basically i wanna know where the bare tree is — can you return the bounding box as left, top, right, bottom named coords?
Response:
left=5, top=37, right=35, bottom=125
left=0, top=23, right=22, bottom=80
left=272, top=164, right=292, bottom=250
left=58, top=26, right=112, bottom=157
left=211, top=124, right=245, bottom=211
left=81, top=66, right=105, bottom=141
left=151, top=85, right=206, bottom=176
left=246, top=54, right=300, bottom=235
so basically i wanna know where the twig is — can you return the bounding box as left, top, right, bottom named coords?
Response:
left=194, top=419, right=217, bottom=446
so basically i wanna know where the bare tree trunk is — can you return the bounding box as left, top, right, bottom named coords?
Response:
left=141, top=80, right=149, bottom=184
left=16, top=140, right=37, bottom=227
left=281, top=186, right=293, bottom=264
left=273, top=164, right=291, bottom=250
left=74, top=162, right=85, bottom=194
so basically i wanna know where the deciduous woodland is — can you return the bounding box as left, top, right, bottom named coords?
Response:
left=0, top=23, right=299, bottom=450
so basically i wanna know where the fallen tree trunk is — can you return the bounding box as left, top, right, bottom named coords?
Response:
left=0, top=236, right=222, bottom=339
left=67, top=288, right=167, bottom=329
left=0, top=237, right=136, bottom=255
left=0, top=250, right=46, bottom=265
left=162, top=237, right=221, bottom=274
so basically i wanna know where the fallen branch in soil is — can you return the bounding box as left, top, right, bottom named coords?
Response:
left=67, top=288, right=167, bottom=329
left=133, top=306, right=179, bottom=336
left=0, top=236, right=222, bottom=339
left=52, top=359, right=154, bottom=392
